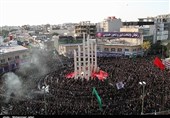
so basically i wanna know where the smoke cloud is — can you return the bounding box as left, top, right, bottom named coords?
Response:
left=1, top=44, right=65, bottom=102
left=2, top=72, right=23, bottom=102
left=17, top=47, right=48, bottom=79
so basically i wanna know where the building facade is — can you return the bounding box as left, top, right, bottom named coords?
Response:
left=75, top=21, right=97, bottom=38
left=138, top=14, right=170, bottom=43
left=0, top=45, right=30, bottom=74
left=56, top=32, right=143, bottom=58
left=97, top=16, right=122, bottom=32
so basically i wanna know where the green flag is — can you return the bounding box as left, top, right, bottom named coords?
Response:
left=92, top=87, right=102, bottom=110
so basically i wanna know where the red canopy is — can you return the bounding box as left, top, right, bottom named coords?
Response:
left=65, top=72, right=75, bottom=79
left=66, top=70, right=108, bottom=81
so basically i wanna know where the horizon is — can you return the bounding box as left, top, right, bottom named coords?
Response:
left=0, top=0, right=169, bottom=26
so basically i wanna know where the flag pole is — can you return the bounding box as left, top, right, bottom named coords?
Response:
left=161, top=70, right=165, bottom=114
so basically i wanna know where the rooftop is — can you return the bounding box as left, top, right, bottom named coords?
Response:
left=0, top=45, right=28, bottom=54
left=104, top=43, right=140, bottom=46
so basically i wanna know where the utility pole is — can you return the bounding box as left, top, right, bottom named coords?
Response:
left=43, top=85, right=47, bottom=115
left=139, top=81, right=146, bottom=115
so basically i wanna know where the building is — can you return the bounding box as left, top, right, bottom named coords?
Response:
left=120, top=26, right=154, bottom=43
left=122, top=18, right=155, bottom=43
left=96, top=32, right=143, bottom=57
left=56, top=31, right=143, bottom=58
left=97, top=16, right=122, bottom=32
left=0, top=44, right=30, bottom=74
left=138, top=14, right=170, bottom=43
left=58, top=44, right=80, bottom=57
left=154, top=14, right=170, bottom=43
left=53, top=35, right=84, bottom=54
left=75, top=21, right=97, bottom=38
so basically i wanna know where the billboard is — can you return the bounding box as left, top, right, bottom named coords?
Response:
left=96, top=32, right=141, bottom=38
left=97, top=52, right=124, bottom=57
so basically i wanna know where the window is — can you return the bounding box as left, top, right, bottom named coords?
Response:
left=138, top=48, right=142, bottom=51
left=97, top=48, right=101, bottom=51
left=15, top=56, right=19, bottom=59
left=133, top=49, right=136, bottom=52
left=77, top=63, right=79, bottom=68
left=8, top=57, right=12, bottom=61
left=1, top=59, right=5, bottom=63
left=104, top=48, right=109, bottom=51
left=23, top=55, right=27, bottom=58
left=117, top=48, right=122, bottom=52
left=111, top=48, right=115, bottom=52
left=125, top=49, right=129, bottom=52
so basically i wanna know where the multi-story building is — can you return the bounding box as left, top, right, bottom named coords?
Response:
left=0, top=43, right=30, bottom=74
left=55, top=31, right=143, bottom=58
left=138, top=14, right=170, bottom=43
left=154, top=14, right=170, bottom=43
left=75, top=21, right=97, bottom=38
left=120, top=25, right=154, bottom=43
left=96, top=31, right=143, bottom=57
left=97, top=16, right=122, bottom=32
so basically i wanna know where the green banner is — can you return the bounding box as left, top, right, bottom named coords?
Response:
left=92, top=87, right=102, bottom=110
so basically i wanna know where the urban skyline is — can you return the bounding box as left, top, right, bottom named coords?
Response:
left=0, top=0, right=169, bottom=26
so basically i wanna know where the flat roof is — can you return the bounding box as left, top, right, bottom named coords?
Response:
left=0, top=45, right=28, bottom=54
left=60, top=43, right=82, bottom=46
left=104, top=43, right=140, bottom=46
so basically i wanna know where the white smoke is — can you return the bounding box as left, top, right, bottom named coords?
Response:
left=0, top=36, right=4, bottom=45
left=18, top=48, right=48, bottom=78
left=30, top=49, right=47, bottom=75
left=2, top=72, right=23, bottom=102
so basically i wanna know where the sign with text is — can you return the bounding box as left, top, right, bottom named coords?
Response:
left=96, top=32, right=141, bottom=38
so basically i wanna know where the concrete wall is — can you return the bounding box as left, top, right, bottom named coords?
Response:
left=100, top=19, right=122, bottom=32
left=120, top=27, right=139, bottom=32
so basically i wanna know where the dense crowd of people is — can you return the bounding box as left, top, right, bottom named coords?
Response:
left=0, top=54, right=170, bottom=115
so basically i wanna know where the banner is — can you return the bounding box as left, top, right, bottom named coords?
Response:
left=96, top=32, right=141, bottom=38
left=116, top=81, right=124, bottom=90
left=92, top=87, right=102, bottom=110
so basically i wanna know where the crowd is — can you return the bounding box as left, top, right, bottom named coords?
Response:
left=0, top=54, right=170, bottom=115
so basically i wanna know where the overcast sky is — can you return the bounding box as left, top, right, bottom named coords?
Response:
left=0, top=0, right=169, bottom=26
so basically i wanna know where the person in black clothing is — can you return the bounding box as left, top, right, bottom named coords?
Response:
left=0, top=55, right=170, bottom=115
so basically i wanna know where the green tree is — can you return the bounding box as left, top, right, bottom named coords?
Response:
left=141, top=41, right=151, bottom=56
left=52, top=32, right=59, bottom=36
left=150, top=40, right=162, bottom=55
left=2, top=30, right=9, bottom=38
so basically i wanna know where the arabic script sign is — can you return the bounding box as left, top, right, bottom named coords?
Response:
left=96, top=32, right=141, bottom=38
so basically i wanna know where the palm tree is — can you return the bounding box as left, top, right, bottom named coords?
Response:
left=141, top=41, right=151, bottom=56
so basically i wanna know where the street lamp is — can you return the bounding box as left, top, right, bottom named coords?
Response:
left=139, top=81, right=146, bottom=115
left=42, top=85, right=47, bottom=115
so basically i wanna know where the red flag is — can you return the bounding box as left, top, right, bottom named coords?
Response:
left=66, top=72, right=75, bottom=78
left=153, top=57, right=165, bottom=70
left=91, top=70, right=108, bottom=81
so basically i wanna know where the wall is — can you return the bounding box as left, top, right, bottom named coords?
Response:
left=100, top=19, right=122, bottom=32
left=120, top=27, right=139, bottom=32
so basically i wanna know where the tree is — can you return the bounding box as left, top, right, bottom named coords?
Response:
left=29, top=33, right=32, bottom=36
left=1, top=30, right=9, bottom=38
left=150, top=40, right=163, bottom=55
left=52, top=32, right=59, bottom=36
left=141, top=41, right=151, bottom=56
left=141, top=41, right=151, bottom=50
